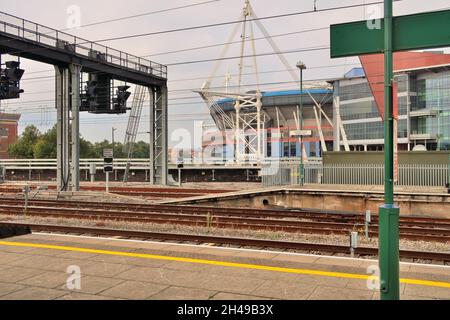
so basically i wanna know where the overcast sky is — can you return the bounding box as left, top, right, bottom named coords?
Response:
left=1, top=0, right=449, bottom=147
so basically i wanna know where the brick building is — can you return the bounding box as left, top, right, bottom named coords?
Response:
left=0, top=113, right=21, bottom=159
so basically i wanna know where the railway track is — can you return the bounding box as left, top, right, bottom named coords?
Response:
left=1, top=222, right=449, bottom=263
left=2, top=197, right=449, bottom=226
left=0, top=186, right=233, bottom=199
left=0, top=198, right=449, bottom=243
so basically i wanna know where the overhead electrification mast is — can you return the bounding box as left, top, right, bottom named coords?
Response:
left=198, top=0, right=335, bottom=165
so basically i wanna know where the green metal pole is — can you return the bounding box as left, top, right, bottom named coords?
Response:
left=299, top=68, right=304, bottom=186
left=379, top=0, right=400, bottom=300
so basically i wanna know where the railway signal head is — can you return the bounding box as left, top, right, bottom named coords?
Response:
left=4, top=61, right=25, bottom=81
left=5, top=85, right=24, bottom=99
left=0, top=60, right=25, bottom=100
left=85, top=80, right=98, bottom=97
left=80, top=80, right=99, bottom=111
left=112, top=85, right=131, bottom=114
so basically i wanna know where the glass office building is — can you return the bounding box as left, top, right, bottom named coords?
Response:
left=204, top=53, right=450, bottom=163
left=414, top=73, right=450, bottom=150
left=333, top=66, right=450, bottom=151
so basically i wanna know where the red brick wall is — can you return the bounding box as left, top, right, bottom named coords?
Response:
left=0, top=122, right=18, bottom=159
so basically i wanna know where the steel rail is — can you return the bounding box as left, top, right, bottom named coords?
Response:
left=0, top=204, right=448, bottom=242
left=1, top=222, right=449, bottom=262
left=2, top=197, right=449, bottom=227
left=0, top=187, right=227, bottom=199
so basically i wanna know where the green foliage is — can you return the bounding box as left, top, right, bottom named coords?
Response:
left=8, top=125, right=150, bottom=159
left=80, top=138, right=97, bottom=158
left=7, top=125, right=41, bottom=159
left=131, top=141, right=150, bottom=158
left=33, top=125, right=57, bottom=159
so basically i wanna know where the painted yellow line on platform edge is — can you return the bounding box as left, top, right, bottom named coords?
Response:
left=0, top=241, right=449, bottom=289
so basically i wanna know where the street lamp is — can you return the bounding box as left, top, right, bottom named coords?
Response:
left=112, top=128, right=117, bottom=148
left=297, top=61, right=307, bottom=186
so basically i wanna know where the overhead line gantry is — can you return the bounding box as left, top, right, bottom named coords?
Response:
left=0, top=11, right=168, bottom=190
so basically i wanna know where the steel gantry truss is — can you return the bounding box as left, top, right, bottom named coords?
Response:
left=55, top=65, right=82, bottom=191
left=149, top=87, right=168, bottom=185
left=122, top=85, right=168, bottom=186
left=123, top=85, right=147, bottom=183
left=0, top=11, right=168, bottom=190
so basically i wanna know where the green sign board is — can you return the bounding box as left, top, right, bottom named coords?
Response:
left=331, top=9, right=450, bottom=58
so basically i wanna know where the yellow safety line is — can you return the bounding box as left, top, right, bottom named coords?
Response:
left=1, top=241, right=449, bottom=289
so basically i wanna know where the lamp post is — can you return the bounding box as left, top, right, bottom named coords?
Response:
left=112, top=127, right=117, bottom=181
left=112, top=127, right=117, bottom=152
left=297, top=61, right=307, bottom=186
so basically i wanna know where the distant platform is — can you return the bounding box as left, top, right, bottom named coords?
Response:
left=162, top=184, right=450, bottom=219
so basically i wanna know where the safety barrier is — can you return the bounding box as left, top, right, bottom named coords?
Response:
left=262, top=162, right=449, bottom=188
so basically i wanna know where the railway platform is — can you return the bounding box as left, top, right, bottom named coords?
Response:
left=0, top=233, right=449, bottom=300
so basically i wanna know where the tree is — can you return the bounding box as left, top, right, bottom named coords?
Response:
left=80, top=138, right=97, bottom=158
left=111, top=142, right=126, bottom=158
left=8, top=125, right=41, bottom=159
left=93, top=140, right=115, bottom=158
left=8, top=124, right=151, bottom=159
left=33, top=126, right=102, bottom=158
left=132, top=141, right=150, bottom=158
left=33, top=125, right=57, bottom=159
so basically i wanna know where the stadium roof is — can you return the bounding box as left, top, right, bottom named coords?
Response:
left=217, top=88, right=332, bottom=104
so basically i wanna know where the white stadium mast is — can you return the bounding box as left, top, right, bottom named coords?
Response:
left=197, top=0, right=339, bottom=164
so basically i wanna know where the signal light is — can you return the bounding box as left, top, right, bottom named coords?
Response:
left=79, top=73, right=131, bottom=114
left=0, top=60, right=25, bottom=100
left=85, top=80, right=99, bottom=97
left=112, top=85, right=131, bottom=113
left=4, top=61, right=25, bottom=82
left=80, top=80, right=99, bottom=111
left=7, top=85, right=24, bottom=98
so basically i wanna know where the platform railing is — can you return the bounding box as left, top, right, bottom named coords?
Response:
left=0, top=159, right=262, bottom=171
left=0, top=11, right=167, bottom=79
left=0, top=159, right=150, bottom=171
left=262, top=162, right=449, bottom=188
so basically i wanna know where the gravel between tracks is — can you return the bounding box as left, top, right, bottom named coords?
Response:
left=0, top=214, right=448, bottom=260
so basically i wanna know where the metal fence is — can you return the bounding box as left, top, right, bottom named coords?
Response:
left=0, top=159, right=260, bottom=171
left=262, top=161, right=450, bottom=188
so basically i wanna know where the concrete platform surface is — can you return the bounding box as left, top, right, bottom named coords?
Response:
left=0, top=233, right=449, bottom=300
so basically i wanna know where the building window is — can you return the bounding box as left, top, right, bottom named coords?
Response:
left=395, top=74, right=408, bottom=93
left=339, top=82, right=373, bottom=101
left=340, top=100, right=380, bottom=121
left=398, top=96, right=408, bottom=116
left=344, top=121, right=384, bottom=141
left=267, top=143, right=272, bottom=157
left=398, top=119, right=407, bottom=138
left=290, top=143, right=297, bottom=157
left=283, top=143, right=290, bottom=157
